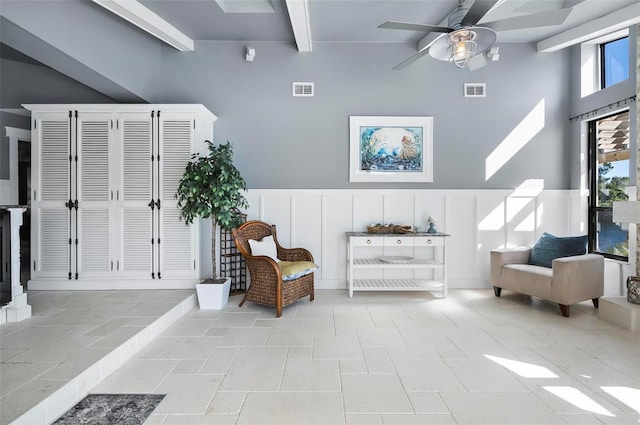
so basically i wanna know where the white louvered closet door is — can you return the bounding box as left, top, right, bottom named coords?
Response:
left=158, top=112, right=197, bottom=279
left=118, top=113, right=154, bottom=279
left=76, top=112, right=114, bottom=278
left=31, top=112, right=72, bottom=279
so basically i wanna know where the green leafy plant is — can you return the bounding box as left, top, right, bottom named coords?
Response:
left=175, top=140, right=248, bottom=281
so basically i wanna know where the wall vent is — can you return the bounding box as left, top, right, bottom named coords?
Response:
left=464, top=83, right=486, bottom=98
left=293, top=82, right=314, bottom=97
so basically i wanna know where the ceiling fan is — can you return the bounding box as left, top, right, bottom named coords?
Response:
left=379, top=0, right=574, bottom=70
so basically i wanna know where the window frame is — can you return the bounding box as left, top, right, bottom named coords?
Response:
left=587, top=113, right=629, bottom=262
left=599, top=36, right=629, bottom=90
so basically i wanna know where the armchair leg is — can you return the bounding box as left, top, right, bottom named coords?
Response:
left=238, top=295, right=247, bottom=307
left=592, top=298, right=599, bottom=308
left=493, top=286, right=502, bottom=297
left=559, top=304, right=570, bottom=317
left=310, top=291, right=315, bottom=302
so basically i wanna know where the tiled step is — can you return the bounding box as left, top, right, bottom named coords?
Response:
left=1, top=290, right=197, bottom=425
left=599, top=296, right=640, bottom=332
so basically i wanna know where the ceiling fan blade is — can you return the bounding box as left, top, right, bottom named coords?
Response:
left=378, top=21, right=453, bottom=34
left=482, top=8, right=571, bottom=32
left=392, top=48, right=431, bottom=70
left=461, top=0, right=501, bottom=27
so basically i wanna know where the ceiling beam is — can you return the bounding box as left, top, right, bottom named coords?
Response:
left=537, top=2, right=640, bottom=53
left=284, top=0, right=312, bottom=52
left=91, top=0, right=194, bottom=51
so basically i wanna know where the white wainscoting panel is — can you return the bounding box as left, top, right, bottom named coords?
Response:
left=321, top=194, right=353, bottom=282
left=245, top=189, right=581, bottom=290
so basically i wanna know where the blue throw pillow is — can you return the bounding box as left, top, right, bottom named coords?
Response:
left=529, top=232, right=588, bottom=268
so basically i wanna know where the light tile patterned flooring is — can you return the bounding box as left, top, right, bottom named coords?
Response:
left=3, top=289, right=640, bottom=424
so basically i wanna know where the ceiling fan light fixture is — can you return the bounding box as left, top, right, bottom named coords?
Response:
left=429, top=26, right=497, bottom=69
left=447, top=29, right=478, bottom=68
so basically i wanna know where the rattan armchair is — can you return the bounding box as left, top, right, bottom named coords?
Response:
left=232, top=220, right=315, bottom=317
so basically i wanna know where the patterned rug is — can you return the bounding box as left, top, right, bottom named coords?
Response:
left=53, top=394, right=165, bottom=425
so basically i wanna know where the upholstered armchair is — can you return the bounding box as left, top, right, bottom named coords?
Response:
left=232, top=220, right=316, bottom=317
left=491, top=240, right=604, bottom=317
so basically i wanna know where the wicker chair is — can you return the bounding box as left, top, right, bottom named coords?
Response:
left=232, top=220, right=315, bottom=317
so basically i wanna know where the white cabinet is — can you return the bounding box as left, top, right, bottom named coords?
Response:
left=346, top=232, right=449, bottom=297
left=25, top=104, right=216, bottom=289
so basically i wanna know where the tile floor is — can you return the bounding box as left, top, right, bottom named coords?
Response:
left=3, top=288, right=640, bottom=424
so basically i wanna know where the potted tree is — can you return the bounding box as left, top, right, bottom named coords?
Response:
left=175, top=140, right=248, bottom=309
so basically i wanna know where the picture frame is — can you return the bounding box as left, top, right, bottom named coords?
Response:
left=349, top=116, right=433, bottom=182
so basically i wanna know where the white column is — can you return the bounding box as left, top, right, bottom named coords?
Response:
left=5, top=207, right=31, bottom=322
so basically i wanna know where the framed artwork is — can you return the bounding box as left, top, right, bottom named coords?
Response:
left=349, top=116, right=433, bottom=182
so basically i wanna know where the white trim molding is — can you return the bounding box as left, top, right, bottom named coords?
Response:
left=91, top=0, right=194, bottom=51
left=537, top=2, right=640, bottom=53
left=284, top=0, right=312, bottom=52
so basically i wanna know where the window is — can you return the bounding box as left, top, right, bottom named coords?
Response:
left=600, top=36, right=629, bottom=89
left=588, top=110, right=630, bottom=261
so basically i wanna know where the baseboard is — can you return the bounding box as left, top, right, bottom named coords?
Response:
left=27, top=278, right=198, bottom=290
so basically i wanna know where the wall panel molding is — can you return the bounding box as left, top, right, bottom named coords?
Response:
left=245, top=189, right=582, bottom=290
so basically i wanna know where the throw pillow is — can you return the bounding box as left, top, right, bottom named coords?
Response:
left=529, top=232, right=588, bottom=268
left=279, top=261, right=319, bottom=281
left=248, top=235, right=280, bottom=262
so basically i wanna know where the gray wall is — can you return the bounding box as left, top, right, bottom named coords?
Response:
left=0, top=16, right=574, bottom=190
left=0, top=58, right=115, bottom=180
left=156, top=41, right=571, bottom=190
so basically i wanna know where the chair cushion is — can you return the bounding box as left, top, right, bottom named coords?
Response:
left=248, top=235, right=280, bottom=262
left=279, top=261, right=318, bottom=281
left=529, top=232, right=588, bottom=268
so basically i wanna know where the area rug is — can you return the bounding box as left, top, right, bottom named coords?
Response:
left=53, top=394, right=165, bottom=425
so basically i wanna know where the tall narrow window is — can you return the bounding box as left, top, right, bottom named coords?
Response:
left=588, top=110, right=630, bottom=260
left=600, top=37, right=629, bottom=89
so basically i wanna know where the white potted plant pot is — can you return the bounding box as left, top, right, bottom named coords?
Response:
left=195, top=277, right=231, bottom=309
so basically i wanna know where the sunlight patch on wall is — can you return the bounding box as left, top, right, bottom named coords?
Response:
left=512, top=179, right=545, bottom=197
left=514, top=210, right=536, bottom=232
left=543, top=387, right=615, bottom=416
left=478, top=202, right=505, bottom=231
left=581, top=44, right=598, bottom=98
left=485, top=99, right=546, bottom=180
left=484, top=354, right=558, bottom=378
left=601, top=386, right=640, bottom=413
left=507, top=197, right=532, bottom=223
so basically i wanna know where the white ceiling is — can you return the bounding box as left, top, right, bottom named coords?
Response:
left=134, top=0, right=639, bottom=46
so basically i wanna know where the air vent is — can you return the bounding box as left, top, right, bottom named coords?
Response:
left=293, top=82, right=314, bottom=97
left=464, top=83, right=486, bottom=98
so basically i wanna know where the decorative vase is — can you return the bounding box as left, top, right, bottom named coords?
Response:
left=427, top=223, right=437, bottom=233
left=195, top=277, right=231, bottom=309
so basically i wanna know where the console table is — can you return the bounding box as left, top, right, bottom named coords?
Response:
left=346, top=232, right=449, bottom=298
